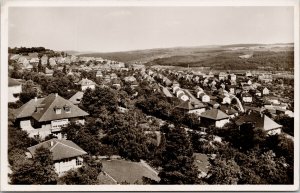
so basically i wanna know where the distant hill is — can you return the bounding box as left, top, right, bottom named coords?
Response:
left=79, top=43, right=294, bottom=70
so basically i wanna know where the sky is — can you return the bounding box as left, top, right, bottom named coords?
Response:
left=8, top=6, right=294, bottom=52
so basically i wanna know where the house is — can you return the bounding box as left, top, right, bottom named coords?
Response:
left=241, top=92, right=253, bottom=103
left=41, top=55, right=48, bottom=65
left=218, top=94, right=231, bottom=104
left=220, top=105, right=238, bottom=118
left=199, top=93, right=210, bottom=103
left=104, top=75, right=111, bottom=83
left=172, top=86, right=180, bottom=94
left=229, top=74, right=236, bottom=81
left=14, top=93, right=89, bottom=139
left=45, top=67, right=54, bottom=76
left=258, top=87, right=270, bottom=95
left=245, top=71, right=252, bottom=77
left=27, top=139, right=87, bottom=175
left=196, top=87, right=204, bottom=98
left=78, top=78, right=96, bottom=91
left=8, top=78, right=22, bottom=103
left=49, top=57, right=57, bottom=66
left=29, top=57, right=39, bottom=65
left=258, top=74, right=273, bottom=83
left=69, top=91, right=84, bottom=105
left=96, top=70, right=103, bottom=78
left=193, top=153, right=209, bottom=178
left=110, top=73, right=118, bottom=80
left=225, top=85, right=236, bottom=95
left=176, top=100, right=206, bottom=116
left=173, top=80, right=180, bottom=87
left=219, top=72, right=227, bottom=80
left=130, top=80, right=139, bottom=89
left=124, top=76, right=136, bottom=83
left=178, top=93, right=189, bottom=101
left=112, top=78, right=121, bottom=89
left=200, top=109, right=230, bottom=128
left=235, top=112, right=282, bottom=135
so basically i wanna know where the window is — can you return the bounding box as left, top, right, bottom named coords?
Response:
left=76, top=158, right=83, bottom=166
left=55, top=107, right=62, bottom=114
left=64, top=106, right=71, bottom=113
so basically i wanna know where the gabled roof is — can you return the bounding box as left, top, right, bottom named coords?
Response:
left=177, top=100, right=206, bottom=110
left=78, top=78, right=96, bottom=86
left=200, top=109, right=229, bottom=120
left=27, top=139, right=87, bottom=161
left=235, top=112, right=282, bottom=131
left=69, top=91, right=84, bottom=105
left=8, top=78, right=21, bottom=87
left=15, top=93, right=89, bottom=122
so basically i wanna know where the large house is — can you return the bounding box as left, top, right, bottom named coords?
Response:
left=14, top=93, right=89, bottom=139
left=200, top=109, right=230, bottom=128
left=78, top=78, right=96, bottom=91
left=176, top=100, right=206, bottom=116
left=235, top=112, right=282, bottom=135
left=27, top=138, right=87, bottom=175
left=8, top=78, right=22, bottom=103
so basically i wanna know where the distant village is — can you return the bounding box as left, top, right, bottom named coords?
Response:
left=7, top=47, right=294, bottom=185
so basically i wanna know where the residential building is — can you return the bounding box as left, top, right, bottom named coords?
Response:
left=78, top=78, right=96, bottom=91
left=27, top=139, right=87, bottom=175
left=176, top=100, right=206, bottom=116
left=200, top=109, right=230, bottom=128
left=235, top=112, right=282, bottom=135
left=69, top=91, right=84, bottom=106
left=14, top=93, right=89, bottom=139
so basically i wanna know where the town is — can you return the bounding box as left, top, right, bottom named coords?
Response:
left=8, top=46, right=294, bottom=185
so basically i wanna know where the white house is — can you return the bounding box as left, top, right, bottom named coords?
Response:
left=199, top=93, right=210, bottom=103
left=200, top=109, right=230, bottom=128
left=8, top=78, right=22, bottom=103
left=27, top=139, right=87, bottom=175
left=14, top=93, right=89, bottom=139
left=78, top=78, right=96, bottom=91
left=241, top=92, right=253, bottom=103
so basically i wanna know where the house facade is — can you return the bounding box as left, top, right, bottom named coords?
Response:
left=15, top=93, right=89, bottom=139
left=27, top=139, right=87, bottom=175
left=78, top=78, right=96, bottom=91
left=200, top=109, right=230, bottom=128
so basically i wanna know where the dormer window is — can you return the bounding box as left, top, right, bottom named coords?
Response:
left=64, top=105, right=71, bottom=113
left=54, top=106, right=62, bottom=114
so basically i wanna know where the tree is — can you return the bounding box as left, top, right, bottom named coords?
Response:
left=158, top=125, right=200, bottom=184
left=206, top=157, right=241, bottom=184
left=10, top=147, right=58, bottom=184
left=79, top=87, right=118, bottom=116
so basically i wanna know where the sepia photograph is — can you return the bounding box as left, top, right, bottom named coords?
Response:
left=1, top=0, right=299, bottom=191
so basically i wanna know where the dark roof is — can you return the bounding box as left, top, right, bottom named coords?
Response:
left=176, top=100, right=206, bottom=110
left=200, top=109, right=229, bottom=120
left=27, top=139, right=87, bottom=161
left=8, top=78, right=21, bottom=87
left=15, top=93, right=89, bottom=122
left=235, top=112, right=282, bottom=131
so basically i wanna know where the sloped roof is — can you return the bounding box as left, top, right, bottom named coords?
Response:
left=235, top=112, right=282, bottom=131
left=177, top=100, right=206, bottom=110
left=15, top=93, right=89, bottom=122
left=27, top=138, right=87, bottom=161
left=8, top=78, right=21, bottom=87
left=69, top=91, right=84, bottom=105
left=200, top=109, right=229, bottom=120
left=78, top=78, right=96, bottom=86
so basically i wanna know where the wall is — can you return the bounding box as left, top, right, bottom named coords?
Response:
left=216, top=119, right=230, bottom=128
left=54, top=156, right=83, bottom=175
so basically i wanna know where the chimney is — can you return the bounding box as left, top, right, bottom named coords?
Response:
left=50, top=140, right=54, bottom=147
left=55, top=93, right=58, bottom=98
left=34, top=97, right=37, bottom=102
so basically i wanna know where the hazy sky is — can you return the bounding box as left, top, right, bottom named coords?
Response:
left=9, top=6, right=294, bottom=52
